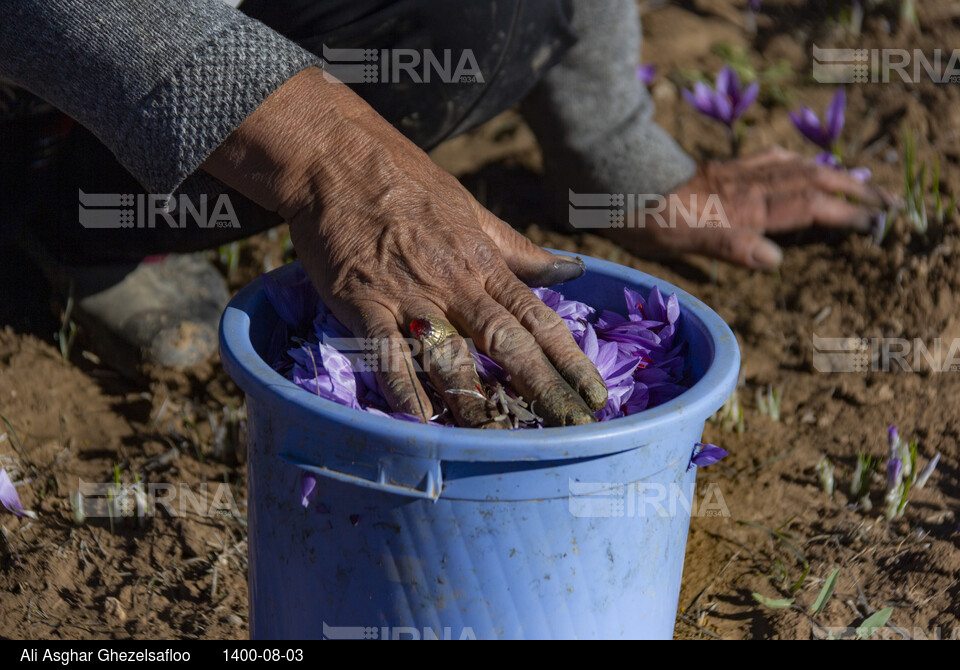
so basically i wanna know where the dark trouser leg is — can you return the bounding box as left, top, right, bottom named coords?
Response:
left=32, top=123, right=281, bottom=265
left=28, top=0, right=575, bottom=265
left=241, top=0, right=575, bottom=149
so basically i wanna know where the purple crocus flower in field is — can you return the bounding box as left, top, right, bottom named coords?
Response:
left=793, top=90, right=876, bottom=184
left=636, top=63, right=657, bottom=86
left=690, top=443, right=729, bottom=470
left=886, top=458, right=904, bottom=491
left=848, top=167, right=872, bottom=183
left=748, top=0, right=762, bottom=11
left=790, top=88, right=845, bottom=151
left=888, top=424, right=901, bottom=457
left=683, top=67, right=759, bottom=127
left=0, top=468, right=34, bottom=518
left=815, top=152, right=871, bottom=182
left=815, top=152, right=839, bottom=168
left=915, top=452, right=941, bottom=488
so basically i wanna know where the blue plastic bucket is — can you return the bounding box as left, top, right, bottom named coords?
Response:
left=220, top=252, right=739, bottom=640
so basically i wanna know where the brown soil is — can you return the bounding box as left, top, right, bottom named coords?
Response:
left=2, top=0, right=958, bottom=640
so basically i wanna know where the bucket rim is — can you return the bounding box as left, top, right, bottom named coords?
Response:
left=219, top=251, right=740, bottom=462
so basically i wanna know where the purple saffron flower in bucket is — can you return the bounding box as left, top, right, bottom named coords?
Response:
left=690, top=443, right=729, bottom=470
left=272, top=273, right=693, bottom=427
left=621, top=383, right=650, bottom=415
left=532, top=288, right=595, bottom=330
left=582, top=323, right=644, bottom=421
left=472, top=351, right=510, bottom=385
left=0, top=468, right=35, bottom=518
left=636, top=63, right=657, bottom=86
left=262, top=266, right=319, bottom=330
left=629, top=285, right=680, bottom=342
left=581, top=324, right=638, bottom=388
left=263, top=267, right=321, bottom=373
left=790, top=89, right=845, bottom=151
left=289, top=342, right=361, bottom=410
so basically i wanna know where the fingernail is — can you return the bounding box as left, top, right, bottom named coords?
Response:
left=565, top=406, right=597, bottom=426
left=582, top=378, right=608, bottom=412
left=524, top=255, right=585, bottom=287
left=539, top=393, right=596, bottom=427
left=749, top=240, right=783, bottom=270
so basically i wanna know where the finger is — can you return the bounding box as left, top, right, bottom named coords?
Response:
left=472, top=203, right=586, bottom=287
left=685, top=227, right=783, bottom=270
left=485, top=272, right=608, bottom=411
left=809, top=164, right=900, bottom=209
left=405, top=310, right=509, bottom=429
left=448, top=290, right=597, bottom=426
left=736, top=145, right=798, bottom=168
left=749, top=158, right=898, bottom=212
left=765, top=189, right=877, bottom=232
left=347, top=304, right=435, bottom=422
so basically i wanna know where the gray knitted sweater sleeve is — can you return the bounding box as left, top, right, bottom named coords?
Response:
left=0, top=0, right=319, bottom=197
left=522, top=0, right=696, bottom=200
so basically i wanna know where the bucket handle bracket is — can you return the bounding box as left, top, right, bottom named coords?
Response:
left=281, top=451, right=443, bottom=502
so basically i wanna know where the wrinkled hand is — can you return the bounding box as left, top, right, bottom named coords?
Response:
left=605, top=147, right=899, bottom=270
left=204, top=68, right=606, bottom=426
left=290, top=112, right=609, bottom=427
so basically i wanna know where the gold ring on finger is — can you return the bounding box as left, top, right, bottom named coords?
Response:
left=410, top=316, right=458, bottom=349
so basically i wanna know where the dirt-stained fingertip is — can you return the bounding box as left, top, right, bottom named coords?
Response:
left=521, top=255, right=586, bottom=287
left=536, top=392, right=597, bottom=427
left=563, top=405, right=598, bottom=426
left=581, top=377, right=609, bottom=412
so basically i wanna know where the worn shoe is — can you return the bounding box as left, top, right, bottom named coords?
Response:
left=21, top=232, right=229, bottom=377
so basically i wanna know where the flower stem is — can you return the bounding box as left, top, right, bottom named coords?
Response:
left=729, top=125, right=742, bottom=158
